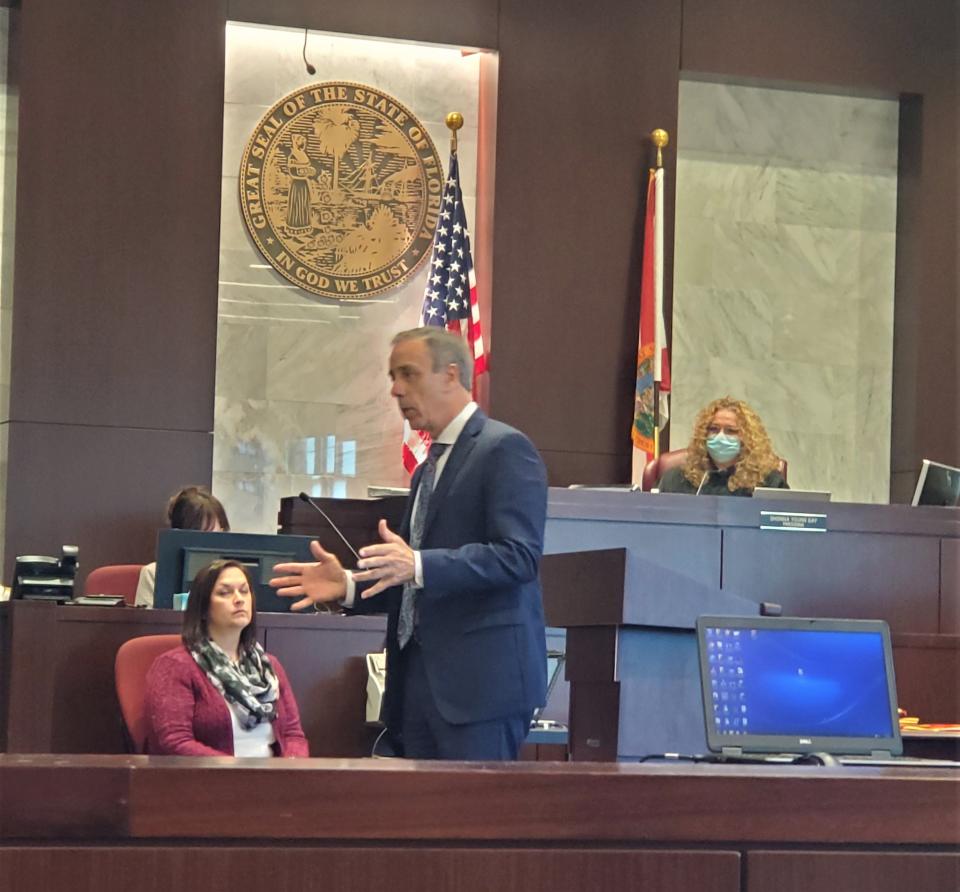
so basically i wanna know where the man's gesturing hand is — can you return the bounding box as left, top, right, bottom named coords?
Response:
left=269, top=540, right=347, bottom=610
left=353, top=519, right=415, bottom=598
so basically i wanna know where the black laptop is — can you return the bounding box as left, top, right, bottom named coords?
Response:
left=696, top=614, right=958, bottom=767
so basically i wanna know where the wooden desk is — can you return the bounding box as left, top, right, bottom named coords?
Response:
left=281, top=491, right=960, bottom=635
left=891, top=633, right=960, bottom=723
left=546, top=489, right=960, bottom=633
left=902, top=728, right=960, bottom=761
left=0, top=755, right=956, bottom=892
left=3, top=492, right=956, bottom=759
left=0, top=600, right=387, bottom=755
left=545, top=490, right=960, bottom=742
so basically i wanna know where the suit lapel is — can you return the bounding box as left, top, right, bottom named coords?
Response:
left=421, top=409, right=486, bottom=540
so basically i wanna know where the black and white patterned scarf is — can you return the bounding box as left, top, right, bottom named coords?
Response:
left=190, top=639, right=279, bottom=729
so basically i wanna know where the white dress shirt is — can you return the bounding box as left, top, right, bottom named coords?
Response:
left=342, top=401, right=478, bottom=606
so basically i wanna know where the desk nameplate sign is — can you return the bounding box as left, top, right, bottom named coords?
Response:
left=759, top=511, right=827, bottom=532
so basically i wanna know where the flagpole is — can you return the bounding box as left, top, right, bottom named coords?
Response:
left=446, top=111, right=463, bottom=155
left=650, top=128, right=669, bottom=459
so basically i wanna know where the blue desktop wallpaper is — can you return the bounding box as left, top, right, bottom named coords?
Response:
left=704, top=628, right=893, bottom=739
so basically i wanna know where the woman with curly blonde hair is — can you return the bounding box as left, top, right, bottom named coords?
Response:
left=657, top=397, right=788, bottom=496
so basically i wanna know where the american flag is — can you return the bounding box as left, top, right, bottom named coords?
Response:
left=402, top=151, right=487, bottom=473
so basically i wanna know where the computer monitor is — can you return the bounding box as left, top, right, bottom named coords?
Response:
left=153, top=529, right=319, bottom=612
left=911, top=459, right=960, bottom=507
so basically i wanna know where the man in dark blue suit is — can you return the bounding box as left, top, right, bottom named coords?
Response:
left=271, top=327, right=548, bottom=760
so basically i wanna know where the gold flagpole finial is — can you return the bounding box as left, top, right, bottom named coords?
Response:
left=446, top=112, right=464, bottom=154
left=651, top=128, right=669, bottom=169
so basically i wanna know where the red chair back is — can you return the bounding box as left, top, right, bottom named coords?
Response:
left=84, top=564, right=144, bottom=605
left=114, top=634, right=181, bottom=753
left=641, top=448, right=689, bottom=490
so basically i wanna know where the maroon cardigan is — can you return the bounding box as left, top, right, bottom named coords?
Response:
left=145, top=646, right=309, bottom=757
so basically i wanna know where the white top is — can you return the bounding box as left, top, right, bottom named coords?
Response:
left=228, top=700, right=276, bottom=758
left=422, top=400, right=479, bottom=483
left=409, top=400, right=478, bottom=584
left=134, top=562, right=156, bottom=607
left=342, top=401, right=478, bottom=606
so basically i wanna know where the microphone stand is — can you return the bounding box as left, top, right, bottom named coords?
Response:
left=695, top=469, right=714, bottom=495
left=297, top=492, right=361, bottom=560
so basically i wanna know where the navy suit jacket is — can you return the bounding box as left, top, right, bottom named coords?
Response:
left=353, top=409, right=548, bottom=729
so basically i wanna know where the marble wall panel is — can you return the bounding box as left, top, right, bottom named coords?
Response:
left=671, top=80, right=898, bottom=504
left=770, top=292, right=859, bottom=366
left=858, top=231, right=897, bottom=302
left=671, top=285, right=774, bottom=362
left=216, top=318, right=269, bottom=402
left=674, top=159, right=777, bottom=225
left=678, top=80, right=899, bottom=171
left=212, top=470, right=281, bottom=534
left=215, top=23, right=485, bottom=533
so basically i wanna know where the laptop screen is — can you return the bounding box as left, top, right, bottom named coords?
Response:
left=697, top=615, right=902, bottom=756
left=531, top=652, right=566, bottom=723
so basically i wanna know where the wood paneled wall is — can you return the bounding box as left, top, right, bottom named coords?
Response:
left=3, top=0, right=227, bottom=580
left=490, top=0, right=681, bottom=483
left=2, top=0, right=957, bottom=581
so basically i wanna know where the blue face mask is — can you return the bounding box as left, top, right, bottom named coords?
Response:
left=706, top=433, right=741, bottom=464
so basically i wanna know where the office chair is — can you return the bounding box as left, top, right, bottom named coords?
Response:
left=84, top=564, right=144, bottom=606
left=114, top=634, right=180, bottom=753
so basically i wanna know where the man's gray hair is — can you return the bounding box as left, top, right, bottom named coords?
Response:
left=392, top=327, right=473, bottom=391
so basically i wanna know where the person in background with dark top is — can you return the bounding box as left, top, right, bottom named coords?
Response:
left=145, top=559, right=308, bottom=757
left=657, top=396, right=788, bottom=496
left=135, top=486, right=230, bottom=607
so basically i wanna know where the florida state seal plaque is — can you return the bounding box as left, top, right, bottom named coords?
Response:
left=239, top=82, right=444, bottom=300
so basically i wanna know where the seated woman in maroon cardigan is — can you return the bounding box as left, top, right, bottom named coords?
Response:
left=145, top=559, right=309, bottom=757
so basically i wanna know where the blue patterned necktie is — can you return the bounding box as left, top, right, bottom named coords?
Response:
left=397, top=442, right=448, bottom=649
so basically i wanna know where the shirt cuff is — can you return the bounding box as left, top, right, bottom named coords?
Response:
left=341, top=570, right=356, bottom=608
left=414, top=550, right=423, bottom=588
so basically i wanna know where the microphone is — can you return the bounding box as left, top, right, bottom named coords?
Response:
left=302, top=29, right=316, bottom=76
left=298, top=492, right=359, bottom=560
left=695, top=469, right=714, bottom=496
